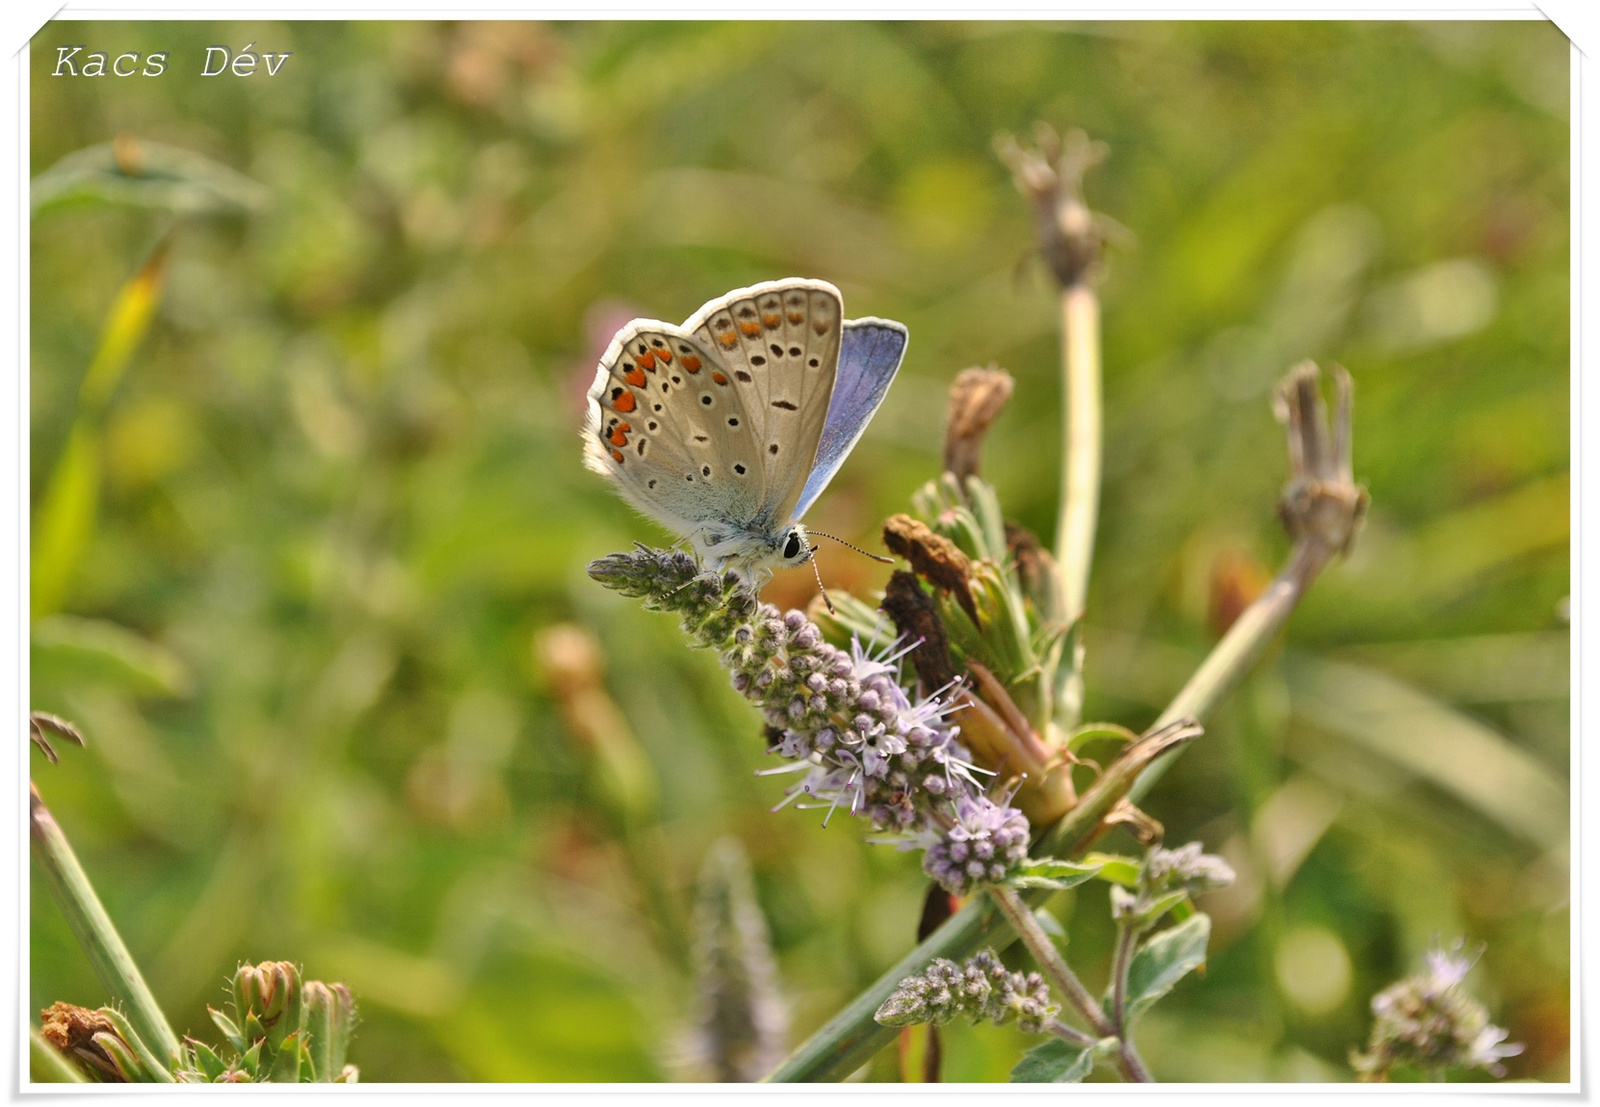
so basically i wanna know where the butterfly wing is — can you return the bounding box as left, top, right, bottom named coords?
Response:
left=582, top=321, right=768, bottom=539
left=685, top=278, right=842, bottom=526
left=790, top=318, right=909, bottom=521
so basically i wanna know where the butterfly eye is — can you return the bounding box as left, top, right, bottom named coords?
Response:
left=783, top=532, right=803, bottom=560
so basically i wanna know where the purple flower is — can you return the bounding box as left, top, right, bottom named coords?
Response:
left=922, top=796, right=1031, bottom=895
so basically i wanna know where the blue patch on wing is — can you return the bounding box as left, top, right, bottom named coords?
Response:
left=793, top=319, right=908, bottom=521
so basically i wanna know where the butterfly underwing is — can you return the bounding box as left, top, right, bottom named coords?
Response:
left=582, top=277, right=908, bottom=580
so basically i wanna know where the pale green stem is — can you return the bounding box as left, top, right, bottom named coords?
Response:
left=1055, top=285, right=1100, bottom=727
left=1133, top=538, right=1333, bottom=802
left=29, top=784, right=181, bottom=1065
left=1056, top=284, right=1101, bottom=624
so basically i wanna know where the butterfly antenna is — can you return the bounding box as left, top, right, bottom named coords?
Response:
left=808, top=530, right=895, bottom=565
left=806, top=544, right=836, bottom=614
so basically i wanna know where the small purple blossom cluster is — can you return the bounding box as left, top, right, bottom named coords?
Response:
left=588, top=548, right=1032, bottom=887
left=921, top=795, right=1031, bottom=896
left=875, top=949, right=1057, bottom=1034
left=1110, top=841, right=1237, bottom=929
left=1351, top=941, right=1523, bottom=1080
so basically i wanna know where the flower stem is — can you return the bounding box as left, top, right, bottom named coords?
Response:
left=1056, top=283, right=1101, bottom=627
left=1108, top=920, right=1155, bottom=1082
left=1055, top=283, right=1099, bottom=728
left=1045, top=1018, right=1097, bottom=1049
left=987, top=884, right=1110, bottom=1037
left=1110, top=920, right=1135, bottom=1028
left=988, top=884, right=1154, bottom=1082
left=29, top=783, right=181, bottom=1065
left=1132, top=538, right=1332, bottom=802
left=1119, top=1036, right=1154, bottom=1082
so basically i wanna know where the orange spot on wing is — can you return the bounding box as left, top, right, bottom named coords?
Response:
left=624, top=366, right=646, bottom=386
left=614, top=391, right=637, bottom=413
left=609, top=428, right=628, bottom=446
left=787, top=311, right=804, bottom=324
left=739, top=320, right=762, bottom=337
left=681, top=355, right=702, bottom=373
left=717, top=331, right=739, bottom=348
left=636, top=351, right=656, bottom=370
left=657, top=349, right=673, bottom=363
left=610, top=448, right=624, bottom=462
left=711, top=372, right=728, bottom=385
left=762, top=313, right=781, bottom=329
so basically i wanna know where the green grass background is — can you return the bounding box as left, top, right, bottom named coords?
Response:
left=30, top=20, right=1568, bottom=1081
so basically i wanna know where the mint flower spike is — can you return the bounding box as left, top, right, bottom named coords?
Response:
left=588, top=547, right=1030, bottom=852
left=875, top=950, right=1057, bottom=1035
left=1351, top=939, right=1523, bottom=1081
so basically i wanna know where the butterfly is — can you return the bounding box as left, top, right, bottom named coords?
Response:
left=582, top=278, right=908, bottom=582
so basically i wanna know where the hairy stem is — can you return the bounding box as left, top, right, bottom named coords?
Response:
left=1119, top=1036, right=1154, bottom=1082
left=1111, top=920, right=1135, bottom=1028
left=989, top=884, right=1153, bottom=1083
left=1045, top=1018, right=1097, bottom=1049
left=1108, top=920, right=1155, bottom=1082
left=29, top=783, right=181, bottom=1065
left=987, top=883, right=1110, bottom=1038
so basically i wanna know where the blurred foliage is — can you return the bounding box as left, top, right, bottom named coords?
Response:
left=30, top=20, right=1567, bottom=1081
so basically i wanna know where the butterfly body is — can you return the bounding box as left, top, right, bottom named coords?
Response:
left=583, top=278, right=907, bottom=581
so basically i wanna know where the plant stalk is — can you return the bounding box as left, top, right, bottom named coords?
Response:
left=1044, top=1018, right=1096, bottom=1049
left=1132, top=538, right=1333, bottom=803
left=1108, top=920, right=1155, bottom=1082
left=1056, top=283, right=1101, bottom=626
left=988, top=884, right=1152, bottom=1083
left=987, top=884, right=1110, bottom=1038
left=29, top=783, right=181, bottom=1065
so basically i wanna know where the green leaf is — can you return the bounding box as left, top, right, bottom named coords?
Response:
left=1007, top=856, right=1102, bottom=891
left=1120, top=913, right=1211, bottom=1025
left=1082, top=852, right=1142, bottom=886
left=1067, top=722, right=1139, bottom=754
left=208, top=1007, right=244, bottom=1055
left=31, top=423, right=100, bottom=620
left=239, top=1040, right=263, bottom=1079
left=32, top=138, right=270, bottom=216
left=266, top=1031, right=305, bottom=1082
left=93, top=1030, right=149, bottom=1082
left=1135, top=889, right=1192, bottom=930
left=32, top=614, right=194, bottom=698
left=99, top=1006, right=175, bottom=1083
left=1011, top=1036, right=1112, bottom=1082
left=185, top=1038, right=226, bottom=1081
